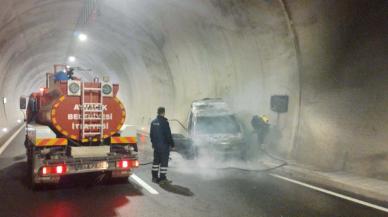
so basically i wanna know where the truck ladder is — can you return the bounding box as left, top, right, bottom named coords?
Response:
left=81, top=82, right=104, bottom=141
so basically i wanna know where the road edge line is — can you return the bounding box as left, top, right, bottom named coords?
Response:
left=0, top=125, right=24, bottom=155
left=270, top=173, right=388, bottom=213
left=130, top=173, right=159, bottom=195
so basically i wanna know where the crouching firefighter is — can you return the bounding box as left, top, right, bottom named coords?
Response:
left=251, top=115, right=270, bottom=147
left=150, top=107, right=175, bottom=185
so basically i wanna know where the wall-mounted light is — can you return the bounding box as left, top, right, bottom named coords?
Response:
left=68, top=56, right=76, bottom=62
left=17, top=119, right=22, bottom=124
left=78, top=33, right=88, bottom=42
left=2, top=97, right=6, bottom=104
left=2, top=128, right=8, bottom=133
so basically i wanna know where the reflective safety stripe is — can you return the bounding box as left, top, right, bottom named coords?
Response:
left=152, top=165, right=159, bottom=171
left=110, top=136, right=137, bottom=144
left=160, top=167, right=168, bottom=173
left=35, top=138, right=67, bottom=147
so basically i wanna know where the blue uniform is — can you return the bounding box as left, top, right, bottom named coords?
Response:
left=150, top=115, right=174, bottom=181
left=54, top=71, right=69, bottom=81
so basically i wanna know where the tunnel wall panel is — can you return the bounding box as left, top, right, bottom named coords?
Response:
left=287, top=0, right=388, bottom=179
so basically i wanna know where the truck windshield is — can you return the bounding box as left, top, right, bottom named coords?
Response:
left=195, top=115, right=241, bottom=134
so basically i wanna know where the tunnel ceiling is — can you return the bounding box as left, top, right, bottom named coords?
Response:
left=0, top=0, right=299, bottom=125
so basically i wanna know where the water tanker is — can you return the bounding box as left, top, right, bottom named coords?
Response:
left=21, top=64, right=139, bottom=189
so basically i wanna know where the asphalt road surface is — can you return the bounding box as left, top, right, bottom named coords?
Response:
left=0, top=129, right=387, bottom=217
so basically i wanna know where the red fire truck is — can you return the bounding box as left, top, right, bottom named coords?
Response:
left=20, top=64, right=138, bottom=189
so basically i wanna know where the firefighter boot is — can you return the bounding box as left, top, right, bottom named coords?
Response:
left=152, top=164, right=159, bottom=183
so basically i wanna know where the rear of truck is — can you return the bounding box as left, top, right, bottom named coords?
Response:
left=22, top=65, right=139, bottom=188
left=25, top=124, right=139, bottom=188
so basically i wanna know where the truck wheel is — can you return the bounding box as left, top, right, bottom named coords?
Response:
left=28, top=154, right=42, bottom=190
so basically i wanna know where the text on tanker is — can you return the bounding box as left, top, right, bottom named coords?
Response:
left=68, top=113, right=113, bottom=120
left=71, top=122, right=110, bottom=130
left=73, top=104, right=108, bottom=111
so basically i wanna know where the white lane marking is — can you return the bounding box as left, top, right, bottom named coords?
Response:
left=130, top=174, right=159, bottom=195
left=270, top=173, right=388, bottom=213
left=0, top=125, right=24, bottom=155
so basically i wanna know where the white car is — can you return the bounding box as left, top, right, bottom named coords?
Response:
left=172, top=98, right=246, bottom=159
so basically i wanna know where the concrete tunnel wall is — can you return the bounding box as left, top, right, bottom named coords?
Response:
left=0, top=0, right=386, bottom=180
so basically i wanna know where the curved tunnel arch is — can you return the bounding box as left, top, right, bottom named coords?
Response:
left=0, top=0, right=387, bottom=181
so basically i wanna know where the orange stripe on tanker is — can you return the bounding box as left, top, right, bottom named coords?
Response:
left=128, top=137, right=137, bottom=143
left=35, top=138, right=67, bottom=146
left=39, top=139, right=49, bottom=146
left=110, top=136, right=137, bottom=144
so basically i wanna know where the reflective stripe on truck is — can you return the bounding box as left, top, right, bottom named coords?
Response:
left=110, top=136, right=137, bottom=144
left=35, top=138, right=68, bottom=147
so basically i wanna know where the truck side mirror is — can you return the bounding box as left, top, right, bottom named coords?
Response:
left=20, top=97, right=27, bottom=110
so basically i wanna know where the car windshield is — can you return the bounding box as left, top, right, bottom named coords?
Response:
left=195, top=115, right=241, bottom=134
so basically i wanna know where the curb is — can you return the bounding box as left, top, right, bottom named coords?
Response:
left=263, top=160, right=388, bottom=205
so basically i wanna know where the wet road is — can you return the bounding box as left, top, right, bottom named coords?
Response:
left=0, top=130, right=387, bottom=217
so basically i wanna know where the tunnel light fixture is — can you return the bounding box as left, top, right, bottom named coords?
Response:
left=78, top=33, right=88, bottom=42
left=17, top=119, right=22, bottom=124
left=2, top=128, right=8, bottom=133
left=2, top=97, right=6, bottom=104
left=68, top=56, right=76, bottom=62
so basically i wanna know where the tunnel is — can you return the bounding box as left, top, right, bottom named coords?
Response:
left=0, top=0, right=387, bottom=216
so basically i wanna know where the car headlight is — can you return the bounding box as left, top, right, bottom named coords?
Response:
left=102, top=84, right=112, bottom=95
left=69, top=83, right=80, bottom=94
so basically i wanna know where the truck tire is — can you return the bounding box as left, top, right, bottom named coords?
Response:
left=28, top=158, right=38, bottom=190
left=28, top=150, right=42, bottom=190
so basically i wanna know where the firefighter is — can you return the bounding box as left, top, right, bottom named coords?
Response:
left=54, top=70, right=69, bottom=81
left=251, top=115, right=270, bottom=146
left=66, top=67, right=75, bottom=80
left=150, top=107, right=175, bottom=185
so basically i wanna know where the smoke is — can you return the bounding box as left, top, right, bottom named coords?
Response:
left=167, top=98, right=284, bottom=179
left=169, top=148, right=281, bottom=180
